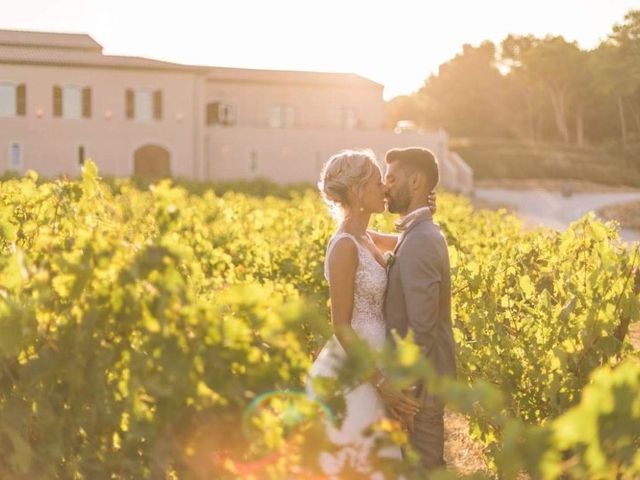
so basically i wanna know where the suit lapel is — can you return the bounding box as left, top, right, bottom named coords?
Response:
left=393, top=231, right=406, bottom=255
left=392, top=211, right=432, bottom=255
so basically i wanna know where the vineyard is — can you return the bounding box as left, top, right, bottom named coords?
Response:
left=0, top=162, right=639, bottom=479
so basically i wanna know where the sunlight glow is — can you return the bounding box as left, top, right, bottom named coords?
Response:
left=1, top=0, right=638, bottom=98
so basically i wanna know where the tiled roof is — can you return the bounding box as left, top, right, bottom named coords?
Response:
left=206, top=66, right=383, bottom=88
left=0, top=29, right=102, bottom=52
left=0, top=45, right=206, bottom=72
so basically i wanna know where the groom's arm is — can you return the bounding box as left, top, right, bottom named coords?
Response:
left=397, top=231, right=442, bottom=359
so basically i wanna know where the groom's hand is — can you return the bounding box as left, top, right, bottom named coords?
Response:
left=376, top=380, right=420, bottom=418
left=389, top=407, right=416, bottom=432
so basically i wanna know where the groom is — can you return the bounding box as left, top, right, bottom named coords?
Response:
left=382, top=147, right=457, bottom=471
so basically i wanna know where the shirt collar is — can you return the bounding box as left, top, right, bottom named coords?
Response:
left=394, top=206, right=431, bottom=232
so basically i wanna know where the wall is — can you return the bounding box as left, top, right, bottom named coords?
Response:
left=0, top=63, right=202, bottom=178
left=204, top=126, right=449, bottom=183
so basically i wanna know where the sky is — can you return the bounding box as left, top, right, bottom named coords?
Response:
left=1, top=0, right=639, bottom=99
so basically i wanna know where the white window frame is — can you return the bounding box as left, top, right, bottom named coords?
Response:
left=0, top=82, right=17, bottom=118
left=8, top=141, right=23, bottom=171
left=269, top=105, right=295, bottom=128
left=62, top=85, right=83, bottom=119
left=134, top=88, right=153, bottom=122
left=341, top=106, right=358, bottom=130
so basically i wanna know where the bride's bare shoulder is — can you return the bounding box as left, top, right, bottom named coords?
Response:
left=327, top=235, right=358, bottom=272
left=328, top=234, right=357, bottom=256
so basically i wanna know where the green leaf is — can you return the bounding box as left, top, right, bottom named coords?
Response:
left=519, top=275, right=535, bottom=297
left=81, top=158, right=98, bottom=181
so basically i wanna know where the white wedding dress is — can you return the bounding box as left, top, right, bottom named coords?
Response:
left=306, top=232, right=402, bottom=478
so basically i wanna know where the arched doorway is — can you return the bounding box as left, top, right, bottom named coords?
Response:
left=133, top=145, right=171, bottom=178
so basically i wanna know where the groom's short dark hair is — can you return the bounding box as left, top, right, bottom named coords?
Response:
left=385, top=147, right=439, bottom=192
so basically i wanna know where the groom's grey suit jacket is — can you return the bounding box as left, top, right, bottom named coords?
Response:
left=384, top=210, right=456, bottom=380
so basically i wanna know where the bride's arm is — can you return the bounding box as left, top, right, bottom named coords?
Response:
left=327, top=238, right=364, bottom=355
left=367, top=230, right=399, bottom=253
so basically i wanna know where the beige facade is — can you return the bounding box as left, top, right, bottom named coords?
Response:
left=1, top=63, right=204, bottom=179
left=0, top=29, right=472, bottom=191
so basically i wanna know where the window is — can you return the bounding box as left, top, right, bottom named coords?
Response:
left=248, top=149, right=258, bottom=174
left=78, top=145, right=87, bottom=166
left=341, top=107, right=359, bottom=130
left=8, top=142, right=22, bottom=171
left=135, top=90, right=152, bottom=121
left=53, top=85, right=91, bottom=118
left=0, top=84, right=15, bottom=117
left=0, top=83, right=26, bottom=117
left=63, top=86, right=82, bottom=118
left=126, top=88, right=162, bottom=121
left=269, top=105, right=295, bottom=128
left=206, top=102, right=235, bottom=125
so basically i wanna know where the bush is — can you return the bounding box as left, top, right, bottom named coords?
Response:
left=452, top=138, right=640, bottom=187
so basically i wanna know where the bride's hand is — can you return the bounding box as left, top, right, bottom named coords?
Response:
left=427, top=190, right=437, bottom=215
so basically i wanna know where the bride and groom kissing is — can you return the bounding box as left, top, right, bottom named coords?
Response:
left=306, top=146, right=457, bottom=478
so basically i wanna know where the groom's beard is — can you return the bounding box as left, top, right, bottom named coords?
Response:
left=386, top=187, right=411, bottom=214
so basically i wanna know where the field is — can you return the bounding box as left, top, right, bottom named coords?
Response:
left=0, top=162, right=639, bottom=479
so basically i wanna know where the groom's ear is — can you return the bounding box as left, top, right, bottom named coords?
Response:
left=409, top=169, right=426, bottom=191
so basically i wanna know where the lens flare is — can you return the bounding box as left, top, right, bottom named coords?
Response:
left=242, top=389, right=334, bottom=438
left=215, top=389, right=334, bottom=477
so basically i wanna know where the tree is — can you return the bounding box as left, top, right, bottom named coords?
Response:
left=523, top=36, right=586, bottom=145
left=590, top=43, right=635, bottom=147
left=610, top=9, right=640, bottom=140
left=569, top=49, right=594, bottom=147
left=416, top=41, right=509, bottom=137
left=383, top=8, right=640, bottom=149
left=500, top=34, right=546, bottom=143
left=384, top=94, right=424, bottom=130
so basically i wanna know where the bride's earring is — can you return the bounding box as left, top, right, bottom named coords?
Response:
left=359, top=206, right=364, bottom=213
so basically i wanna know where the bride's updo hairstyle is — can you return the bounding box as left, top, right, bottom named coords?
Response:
left=318, top=149, right=380, bottom=221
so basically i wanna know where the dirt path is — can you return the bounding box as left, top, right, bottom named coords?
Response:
left=444, top=411, right=489, bottom=474
left=474, top=188, right=640, bottom=243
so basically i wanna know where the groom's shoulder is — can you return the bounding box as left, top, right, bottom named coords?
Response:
left=402, top=222, right=446, bottom=256
left=410, top=220, right=446, bottom=244
left=401, top=225, right=445, bottom=257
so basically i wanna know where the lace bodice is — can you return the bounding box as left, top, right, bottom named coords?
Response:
left=324, top=232, right=388, bottom=349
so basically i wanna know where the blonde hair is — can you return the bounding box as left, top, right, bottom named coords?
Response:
left=318, top=149, right=380, bottom=220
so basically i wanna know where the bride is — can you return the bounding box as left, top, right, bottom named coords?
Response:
left=305, top=149, right=421, bottom=478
